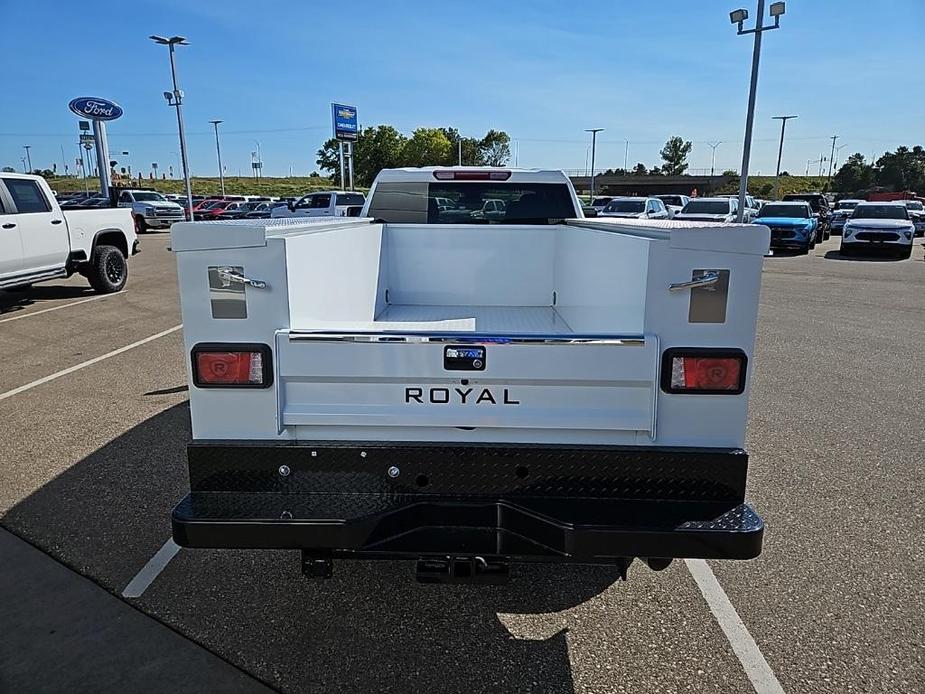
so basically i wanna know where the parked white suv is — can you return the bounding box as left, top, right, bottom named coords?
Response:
left=674, top=197, right=739, bottom=223
left=117, top=189, right=186, bottom=233
left=599, top=197, right=669, bottom=220
left=841, top=202, right=915, bottom=259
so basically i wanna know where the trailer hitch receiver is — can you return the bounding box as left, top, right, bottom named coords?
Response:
left=416, top=556, right=511, bottom=585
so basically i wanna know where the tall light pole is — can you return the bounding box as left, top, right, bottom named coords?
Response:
left=729, top=1, right=786, bottom=222
left=254, top=140, right=262, bottom=179
left=827, top=134, right=839, bottom=183
left=772, top=115, right=797, bottom=200
left=209, top=120, right=225, bottom=196
left=708, top=141, right=723, bottom=177
left=585, top=128, right=604, bottom=201
left=623, top=139, right=629, bottom=171
left=23, top=145, right=32, bottom=174
left=150, top=35, right=194, bottom=221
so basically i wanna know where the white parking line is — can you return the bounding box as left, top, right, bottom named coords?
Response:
left=0, top=292, right=126, bottom=324
left=122, top=539, right=181, bottom=598
left=686, top=559, right=786, bottom=694
left=0, top=324, right=182, bottom=402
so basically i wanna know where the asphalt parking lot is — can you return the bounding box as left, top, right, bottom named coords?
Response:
left=1, top=233, right=923, bottom=694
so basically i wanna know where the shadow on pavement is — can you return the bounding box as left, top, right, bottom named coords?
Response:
left=0, top=284, right=96, bottom=315
left=823, top=249, right=906, bottom=262
left=4, top=402, right=621, bottom=693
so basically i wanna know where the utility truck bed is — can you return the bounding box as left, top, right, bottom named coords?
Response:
left=169, top=168, right=770, bottom=584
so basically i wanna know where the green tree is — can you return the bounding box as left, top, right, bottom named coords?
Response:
left=833, top=153, right=874, bottom=193
left=631, top=163, right=648, bottom=176
left=439, top=128, right=483, bottom=166
left=875, top=146, right=925, bottom=191
left=401, top=128, right=454, bottom=167
left=354, top=125, right=406, bottom=185
left=660, top=136, right=693, bottom=175
left=316, top=138, right=344, bottom=185
left=479, top=130, right=511, bottom=166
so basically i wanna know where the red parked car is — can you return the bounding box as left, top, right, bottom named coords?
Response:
left=197, top=201, right=242, bottom=218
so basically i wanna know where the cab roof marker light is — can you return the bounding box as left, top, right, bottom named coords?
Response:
left=433, top=170, right=512, bottom=181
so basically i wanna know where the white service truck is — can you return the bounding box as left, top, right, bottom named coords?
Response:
left=270, top=190, right=366, bottom=219
left=170, top=167, right=769, bottom=584
left=1, top=174, right=136, bottom=293
left=116, top=189, right=186, bottom=234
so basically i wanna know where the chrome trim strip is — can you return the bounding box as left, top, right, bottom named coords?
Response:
left=287, top=331, right=646, bottom=346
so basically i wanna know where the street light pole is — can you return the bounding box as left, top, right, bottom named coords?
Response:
left=708, top=141, right=723, bottom=177
left=209, top=120, right=225, bottom=196
left=585, top=128, right=604, bottom=201
left=730, top=1, right=786, bottom=222
left=772, top=115, right=797, bottom=200
left=623, top=140, right=629, bottom=171
left=150, top=35, right=194, bottom=221
left=23, top=145, right=32, bottom=174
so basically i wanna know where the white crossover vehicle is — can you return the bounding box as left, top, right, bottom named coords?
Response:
left=841, top=202, right=915, bottom=258
left=673, top=197, right=739, bottom=223
left=599, top=197, right=669, bottom=220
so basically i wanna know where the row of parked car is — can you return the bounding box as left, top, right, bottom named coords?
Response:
left=56, top=189, right=368, bottom=233
left=589, top=191, right=922, bottom=259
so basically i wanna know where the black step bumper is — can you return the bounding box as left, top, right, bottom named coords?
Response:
left=172, top=441, right=764, bottom=562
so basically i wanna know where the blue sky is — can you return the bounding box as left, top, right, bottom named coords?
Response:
left=1, top=0, right=922, bottom=178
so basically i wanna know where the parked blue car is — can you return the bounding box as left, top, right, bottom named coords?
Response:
left=752, top=202, right=818, bottom=253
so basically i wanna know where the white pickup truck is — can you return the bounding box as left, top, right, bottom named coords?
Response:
left=1, top=174, right=136, bottom=293
left=170, top=167, right=769, bottom=584
left=269, top=190, right=366, bottom=219
left=116, top=189, right=186, bottom=234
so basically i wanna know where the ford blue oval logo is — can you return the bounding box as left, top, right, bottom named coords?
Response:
left=68, top=97, right=123, bottom=121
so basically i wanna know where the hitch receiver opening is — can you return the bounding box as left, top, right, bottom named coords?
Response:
left=416, top=556, right=511, bottom=585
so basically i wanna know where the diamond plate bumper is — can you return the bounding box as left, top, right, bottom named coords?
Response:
left=172, top=441, right=764, bottom=561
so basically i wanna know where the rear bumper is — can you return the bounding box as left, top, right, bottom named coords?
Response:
left=172, top=441, right=763, bottom=562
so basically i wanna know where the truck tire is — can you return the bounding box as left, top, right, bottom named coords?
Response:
left=134, top=215, right=148, bottom=234
left=87, top=245, right=128, bottom=293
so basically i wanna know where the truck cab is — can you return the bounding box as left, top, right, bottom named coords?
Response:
left=169, top=167, right=768, bottom=584
left=270, top=190, right=366, bottom=219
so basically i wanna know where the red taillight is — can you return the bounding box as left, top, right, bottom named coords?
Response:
left=661, top=349, right=746, bottom=394
left=433, top=170, right=512, bottom=181
left=191, top=344, right=272, bottom=388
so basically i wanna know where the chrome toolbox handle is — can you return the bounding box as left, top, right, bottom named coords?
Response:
left=217, top=267, right=268, bottom=289
left=668, top=271, right=720, bottom=293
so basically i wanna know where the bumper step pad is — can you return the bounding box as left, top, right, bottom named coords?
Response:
left=172, top=441, right=763, bottom=562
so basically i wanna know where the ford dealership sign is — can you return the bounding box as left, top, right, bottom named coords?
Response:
left=68, top=97, right=123, bottom=121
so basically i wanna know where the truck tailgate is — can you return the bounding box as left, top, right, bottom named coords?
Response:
left=276, top=331, right=658, bottom=435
